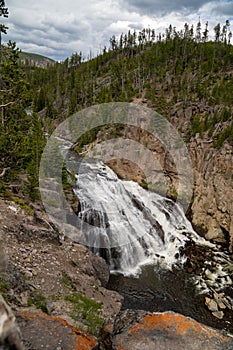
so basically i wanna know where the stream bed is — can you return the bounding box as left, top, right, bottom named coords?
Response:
left=108, top=262, right=233, bottom=334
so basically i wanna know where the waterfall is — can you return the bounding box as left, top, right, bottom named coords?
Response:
left=72, top=158, right=211, bottom=275
left=39, top=136, right=232, bottom=311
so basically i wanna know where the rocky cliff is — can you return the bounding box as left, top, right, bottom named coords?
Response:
left=169, top=102, right=233, bottom=252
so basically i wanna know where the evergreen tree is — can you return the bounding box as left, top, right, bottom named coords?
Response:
left=0, top=41, right=31, bottom=178
left=195, top=19, right=201, bottom=42
left=0, top=0, right=8, bottom=63
left=202, top=22, right=209, bottom=42
left=214, top=23, right=221, bottom=42
left=27, top=113, right=45, bottom=200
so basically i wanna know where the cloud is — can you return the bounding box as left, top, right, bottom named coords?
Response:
left=2, top=0, right=233, bottom=61
left=121, top=0, right=212, bottom=15
left=210, top=1, right=233, bottom=16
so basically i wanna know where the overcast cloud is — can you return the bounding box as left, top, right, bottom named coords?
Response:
left=1, top=0, right=232, bottom=61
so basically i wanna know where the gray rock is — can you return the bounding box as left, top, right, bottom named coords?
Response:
left=185, top=107, right=193, bottom=119
left=91, top=255, right=110, bottom=287
left=102, top=310, right=233, bottom=350
left=0, top=294, right=24, bottom=349
left=0, top=244, right=7, bottom=274
left=212, top=311, right=224, bottom=319
left=205, top=298, right=219, bottom=312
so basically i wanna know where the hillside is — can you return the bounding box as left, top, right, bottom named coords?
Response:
left=23, top=25, right=233, bottom=146
left=18, top=23, right=233, bottom=251
left=19, top=51, right=55, bottom=68
left=1, top=23, right=233, bottom=250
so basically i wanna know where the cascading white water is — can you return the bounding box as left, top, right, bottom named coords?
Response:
left=73, top=158, right=212, bottom=275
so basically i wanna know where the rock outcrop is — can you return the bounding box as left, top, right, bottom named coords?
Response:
left=17, top=311, right=98, bottom=350
left=189, top=139, right=233, bottom=251
left=0, top=294, right=23, bottom=349
left=101, top=310, right=233, bottom=350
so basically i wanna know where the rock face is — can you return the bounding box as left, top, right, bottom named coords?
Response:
left=189, top=139, right=233, bottom=251
left=101, top=310, right=233, bottom=350
left=168, top=103, right=233, bottom=252
left=0, top=294, right=23, bottom=349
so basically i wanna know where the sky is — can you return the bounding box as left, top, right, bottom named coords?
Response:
left=1, top=0, right=233, bottom=61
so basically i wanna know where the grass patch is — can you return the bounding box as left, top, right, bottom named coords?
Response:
left=28, top=293, right=48, bottom=313
left=0, top=278, right=11, bottom=302
left=69, top=260, right=78, bottom=267
left=140, top=179, right=148, bottom=189
left=0, top=278, right=10, bottom=293
left=65, top=292, right=103, bottom=336
left=49, top=294, right=61, bottom=302
left=60, top=272, right=75, bottom=290
left=11, top=197, right=34, bottom=216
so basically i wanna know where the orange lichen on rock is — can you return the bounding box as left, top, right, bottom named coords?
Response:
left=129, top=312, right=231, bottom=341
left=18, top=311, right=98, bottom=350
left=112, top=312, right=233, bottom=350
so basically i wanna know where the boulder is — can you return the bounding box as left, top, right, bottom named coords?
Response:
left=17, top=311, right=98, bottom=350
left=102, top=310, right=233, bottom=350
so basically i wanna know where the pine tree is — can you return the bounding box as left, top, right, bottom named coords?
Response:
left=0, top=41, right=31, bottom=176
left=214, top=23, right=221, bottom=42
left=202, top=22, right=209, bottom=42
left=195, top=19, right=201, bottom=42
left=27, top=113, right=45, bottom=200
left=0, top=0, right=8, bottom=63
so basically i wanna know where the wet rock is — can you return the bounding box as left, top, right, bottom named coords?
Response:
left=90, top=255, right=110, bottom=287
left=205, top=298, right=219, bottom=312
left=17, top=311, right=98, bottom=350
left=0, top=294, right=23, bottom=349
left=212, top=311, right=224, bottom=320
left=223, top=297, right=233, bottom=310
left=105, top=310, right=233, bottom=350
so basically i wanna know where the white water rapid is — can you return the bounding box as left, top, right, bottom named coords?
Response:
left=72, top=158, right=212, bottom=275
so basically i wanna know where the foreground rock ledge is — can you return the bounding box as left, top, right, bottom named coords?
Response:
left=102, top=310, right=233, bottom=350
left=17, top=311, right=98, bottom=350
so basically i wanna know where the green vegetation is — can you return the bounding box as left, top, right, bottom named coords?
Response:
left=21, top=21, right=233, bottom=155
left=74, top=126, right=102, bottom=153
left=60, top=271, right=75, bottom=290
left=27, top=292, right=48, bottom=313
left=19, top=51, right=55, bottom=66
left=0, top=277, right=10, bottom=293
left=65, top=292, right=103, bottom=336
left=141, top=179, right=148, bottom=189
left=11, top=196, right=34, bottom=215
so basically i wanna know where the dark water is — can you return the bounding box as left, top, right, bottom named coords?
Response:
left=108, top=263, right=233, bottom=333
